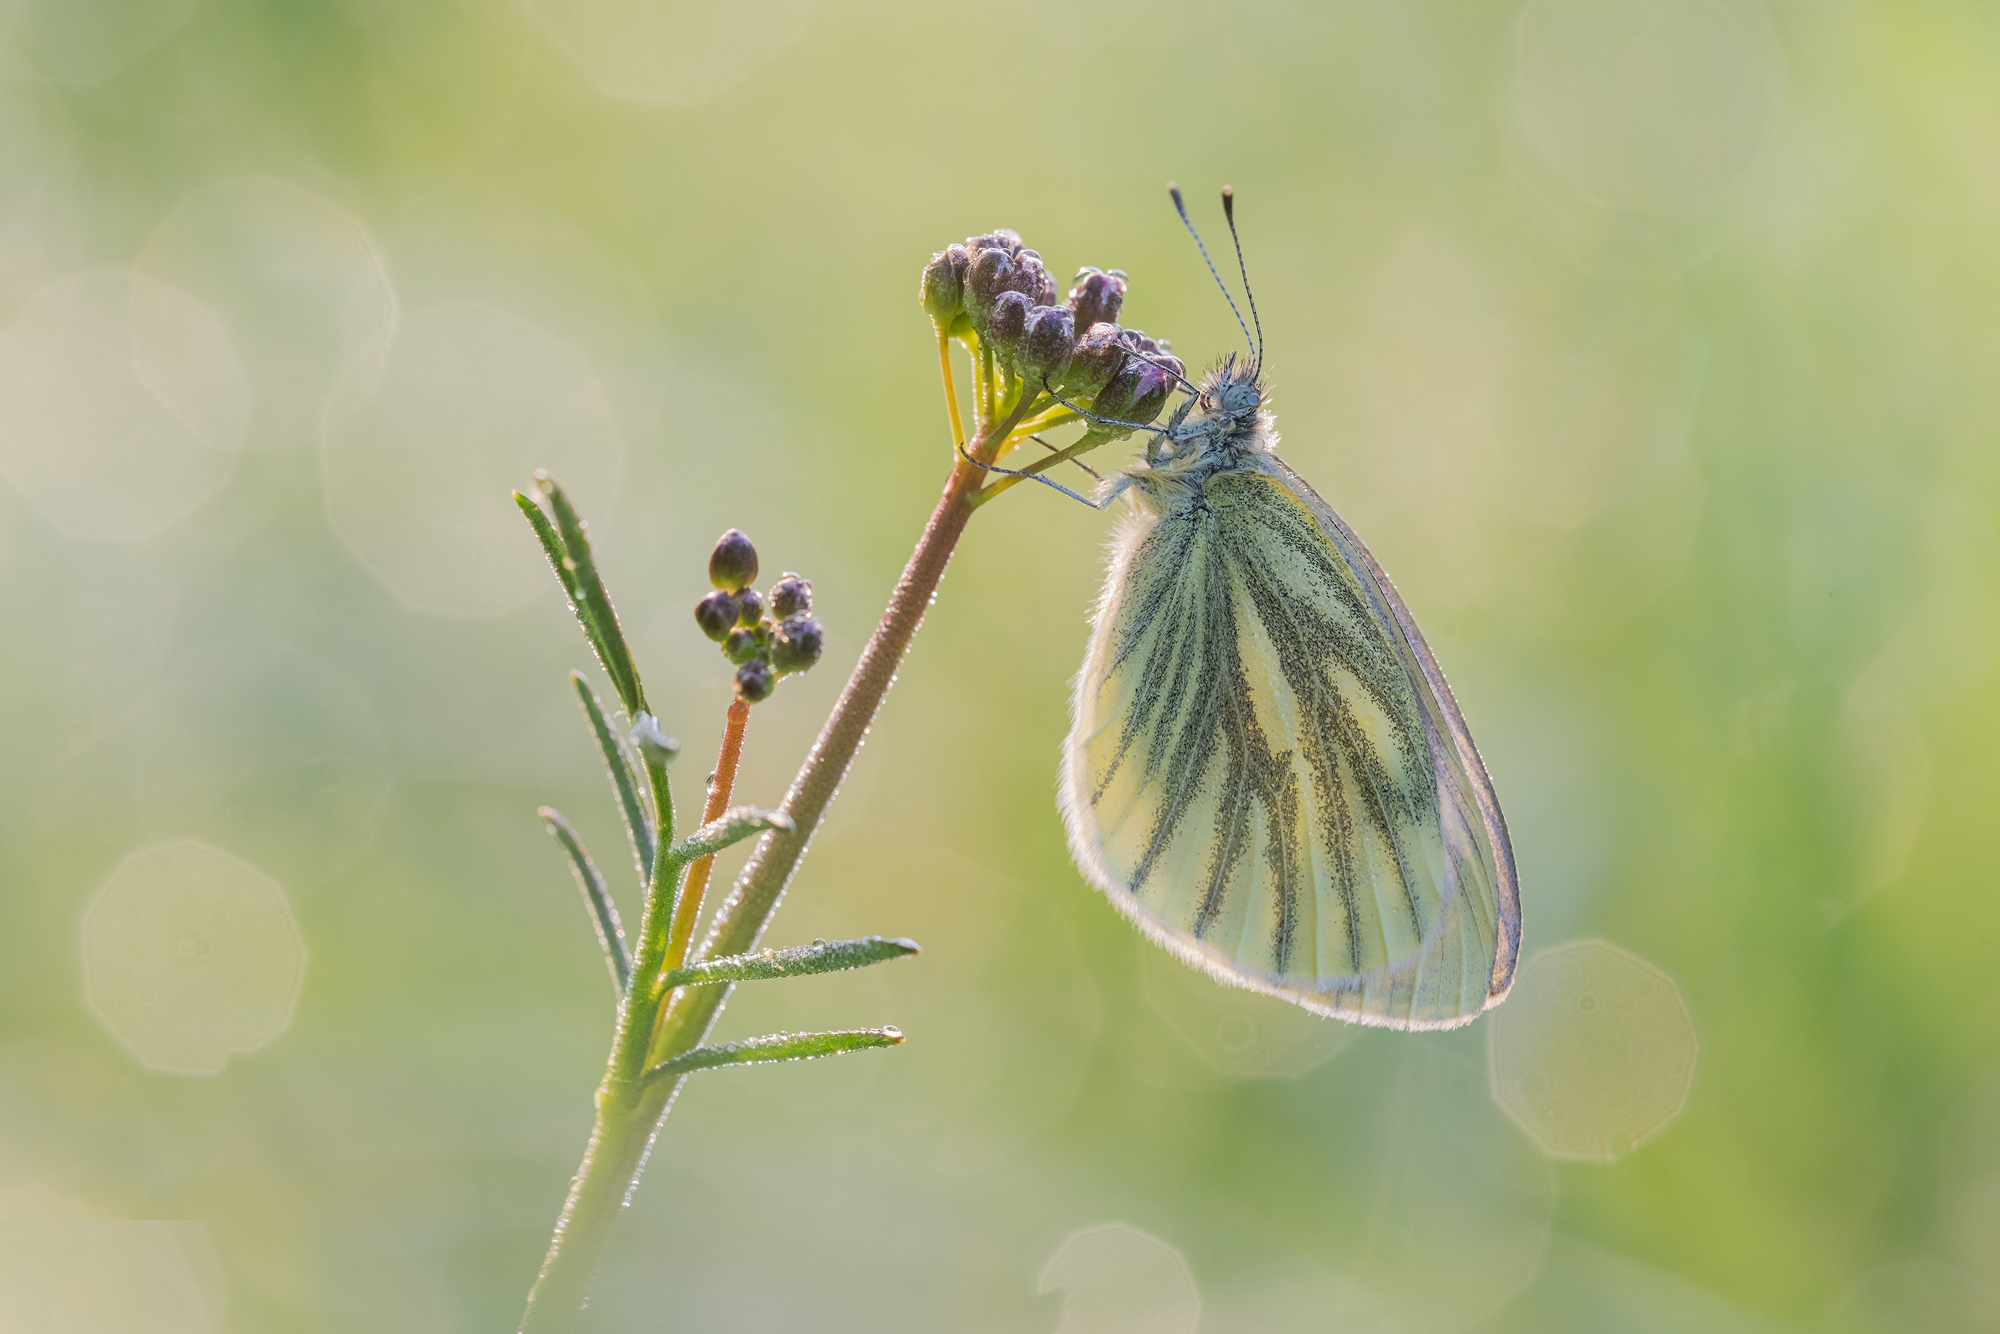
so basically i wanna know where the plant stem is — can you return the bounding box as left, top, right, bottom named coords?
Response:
left=519, top=754, right=679, bottom=1333
left=937, top=329, right=966, bottom=448
left=655, top=442, right=989, bottom=1074
left=516, top=1075, right=675, bottom=1332
left=645, top=697, right=750, bottom=1057
left=517, top=440, right=992, bottom=1333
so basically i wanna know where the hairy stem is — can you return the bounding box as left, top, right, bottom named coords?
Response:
left=518, top=435, right=991, bottom=1332
left=666, top=699, right=750, bottom=975
left=516, top=1075, right=675, bottom=1333
left=655, top=444, right=987, bottom=1065
left=518, top=748, right=679, bottom=1332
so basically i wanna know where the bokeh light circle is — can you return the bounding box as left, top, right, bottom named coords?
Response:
left=525, top=0, right=815, bottom=107
left=1037, top=1222, right=1199, bottom=1334
left=0, top=269, right=246, bottom=541
left=135, top=178, right=399, bottom=451
left=82, top=840, right=306, bottom=1077
left=1139, top=944, right=1355, bottom=1079
left=320, top=301, right=624, bottom=615
left=0, top=1220, right=226, bottom=1332
left=1487, top=939, right=1698, bottom=1161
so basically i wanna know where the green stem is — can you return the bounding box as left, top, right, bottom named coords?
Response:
left=518, top=423, right=995, bottom=1331
left=519, top=754, right=678, bottom=1332
left=517, top=1074, right=681, bottom=1333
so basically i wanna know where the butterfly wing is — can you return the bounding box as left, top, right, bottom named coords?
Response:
left=1060, top=462, right=1520, bottom=1029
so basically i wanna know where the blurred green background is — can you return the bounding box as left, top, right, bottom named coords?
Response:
left=2, top=0, right=1998, bottom=1330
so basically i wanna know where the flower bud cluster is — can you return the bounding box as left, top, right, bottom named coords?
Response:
left=1066, top=323, right=1180, bottom=431
left=694, top=530, right=824, bottom=703
left=919, top=230, right=1184, bottom=437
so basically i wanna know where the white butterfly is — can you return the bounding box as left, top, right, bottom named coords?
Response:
left=1058, top=191, right=1520, bottom=1031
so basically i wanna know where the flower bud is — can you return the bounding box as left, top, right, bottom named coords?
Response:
left=724, top=626, right=760, bottom=665
left=987, top=289, right=1030, bottom=353
left=919, top=244, right=969, bottom=323
left=1066, top=268, right=1125, bottom=333
left=1020, top=304, right=1076, bottom=385
left=1057, top=322, right=1129, bottom=402
left=708, top=529, right=758, bottom=591
left=769, top=573, right=812, bottom=617
left=735, top=659, right=775, bottom=703
left=735, top=586, right=765, bottom=626
left=1126, top=363, right=1174, bottom=425
left=965, top=242, right=1056, bottom=341
left=1092, top=333, right=1179, bottom=429
left=1018, top=250, right=1057, bottom=307
left=964, top=229, right=1023, bottom=259
left=964, top=246, right=1017, bottom=333
left=769, top=613, right=825, bottom=674
left=694, top=590, right=739, bottom=641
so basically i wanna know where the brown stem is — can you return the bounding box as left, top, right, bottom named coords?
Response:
left=520, top=430, right=994, bottom=1334
left=664, top=697, right=750, bottom=975
left=659, top=447, right=987, bottom=1054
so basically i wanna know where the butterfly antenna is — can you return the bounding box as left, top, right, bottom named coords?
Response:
left=1122, top=347, right=1203, bottom=398
left=1168, top=182, right=1255, bottom=358
left=1220, top=186, right=1263, bottom=376
left=1037, top=377, right=1168, bottom=437
left=956, top=441, right=1103, bottom=510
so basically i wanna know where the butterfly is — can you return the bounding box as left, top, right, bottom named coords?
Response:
left=1056, top=187, right=1520, bottom=1030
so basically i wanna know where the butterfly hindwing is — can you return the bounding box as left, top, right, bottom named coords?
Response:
left=1060, top=463, right=1519, bottom=1029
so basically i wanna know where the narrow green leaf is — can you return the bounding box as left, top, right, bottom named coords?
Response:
left=660, top=936, right=920, bottom=991
left=537, top=473, right=644, bottom=719
left=570, top=671, right=654, bottom=886
left=646, top=1027, right=904, bottom=1080
left=668, top=805, right=794, bottom=866
left=538, top=806, right=631, bottom=995
left=516, top=491, right=583, bottom=606
left=520, top=486, right=628, bottom=724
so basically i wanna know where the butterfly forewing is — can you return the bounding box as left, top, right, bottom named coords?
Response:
left=1062, top=465, right=1519, bottom=1029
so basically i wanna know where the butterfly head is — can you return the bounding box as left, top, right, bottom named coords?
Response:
left=1170, top=351, right=1268, bottom=462
left=1203, top=352, right=1264, bottom=427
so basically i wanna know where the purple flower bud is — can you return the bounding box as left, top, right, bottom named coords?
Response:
left=1066, top=268, right=1126, bottom=333
left=724, top=626, right=759, bottom=664
left=965, top=241, right=1057, bottom=343
left=919, top=244, right=970, bottom=327
left=1091, top=331, right=1180, bottom=430
left=964, top=247, right=1017, bottom=334
left=1058, top=323, right=1130, bottom=401
left=735, top=658, right=775, bottom=703
left=1020, top=304, right=1076, bottom=385
left=1127, top=364, right=1173, bottom=425
left=769, top=573, right=813, bottom=617
left=1018, top=251, right=1057, bottom=308
left=708, top=529, right=758, bottom=591
left=987, top=289, right=1030, bottom=351
left=735, top=586, right=765, bottom=626
left=694, top=590, right=739, bottom=641
left=769, top=613, right=825, bottom=674
left=964, top=229, right=1023, bottom=258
